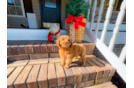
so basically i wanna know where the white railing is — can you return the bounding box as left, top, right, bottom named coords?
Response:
left=89, top=0, right=97, bottom=31
left=94, top=10, right=126, bottom=24
left=94, top=0, right=105, bottom=36
left=100, top=0, right=115, bottom=42
left=86, top=0, right=126, bottom=82
left=109, top=0, right=126, bottom=51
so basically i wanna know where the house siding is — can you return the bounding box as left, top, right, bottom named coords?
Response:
left=61, top=0, right=69, bottom=29
left=7, top=17, right=28, bottom=28
left=31, top=0, right=41, bottom=28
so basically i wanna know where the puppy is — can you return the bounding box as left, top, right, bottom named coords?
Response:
left=56, top=35, right=86, bottom=69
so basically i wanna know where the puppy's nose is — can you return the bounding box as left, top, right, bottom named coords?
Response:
left=65, top=42, right=68, bottom=44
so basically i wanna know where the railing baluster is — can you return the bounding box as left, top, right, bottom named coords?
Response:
left=89, top=0, right=97, bottom=31
left=109, top=0, right=126, bottom=51
left=94, top=0, right=105, bottom=36
left=100, top=0, right=115, bottom=42
left=119, top=45, right=126, bottom=63
left=87, top=0, right=92, bottom=21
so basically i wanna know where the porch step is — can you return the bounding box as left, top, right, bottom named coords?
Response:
left=7, top=40, right=95, bottom=61
left=7, top=55, right=116, bottom=88
left=84, top=82, right=117, bottom=88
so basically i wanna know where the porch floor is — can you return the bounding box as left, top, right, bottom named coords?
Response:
left=7, top=40, right=91, bottom=45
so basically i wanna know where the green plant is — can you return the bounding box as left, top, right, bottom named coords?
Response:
left=65, top=0, right=90, bottom=18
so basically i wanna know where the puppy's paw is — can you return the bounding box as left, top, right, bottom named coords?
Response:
left=64, top=65, right=69, bottom=69
left=81, top=63, right=85, bottom=66
left=59, top=63, right=64, bottom=66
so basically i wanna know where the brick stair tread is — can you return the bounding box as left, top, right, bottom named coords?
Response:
left=7, top=60, right=29, bottom=67
left=84, top=82, right=117, bottom=88
left=7, top=40, right=95, bottom=61
left=7, top=56, right=90, bottom=67
left=7, top=55, right=116, bottom=88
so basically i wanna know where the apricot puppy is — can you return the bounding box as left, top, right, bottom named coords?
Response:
left=56, top=35, right=86, bottom=69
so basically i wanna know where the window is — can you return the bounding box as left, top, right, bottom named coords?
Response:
left=7, top=0, right=25, bottom=17
left=45, top=0, right=56, bottom=8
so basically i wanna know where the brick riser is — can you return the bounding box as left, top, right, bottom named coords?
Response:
left=7, top=55, right=116, bottom=88
left=7, top=40, right=95, bottom=61
left=84, top=82, right=117, bottom=88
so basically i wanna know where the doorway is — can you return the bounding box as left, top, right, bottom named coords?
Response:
left=39, top=0, right=61, bottom=29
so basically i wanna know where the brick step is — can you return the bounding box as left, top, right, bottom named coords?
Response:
left=84, top=82, right=117, bottom=88
left=7, top=40, right=95, bottom=61
left=7, top=55, right=116, bottom=88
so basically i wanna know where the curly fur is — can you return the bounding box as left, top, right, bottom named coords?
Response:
left=56, top=35, right=86, bottom=69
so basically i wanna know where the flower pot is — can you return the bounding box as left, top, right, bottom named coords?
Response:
left=67, top=17, right=87, bottom=43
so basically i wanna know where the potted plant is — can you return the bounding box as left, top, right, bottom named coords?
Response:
left=65, top=0, right=90, bottom=43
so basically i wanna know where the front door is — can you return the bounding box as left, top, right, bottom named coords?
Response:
left=40, top=0, right=61, bottom=28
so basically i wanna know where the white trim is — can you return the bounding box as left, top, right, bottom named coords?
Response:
left=85, top=28, right=126, bottom=82
left=7, top=28, right=67, bottom=40
left=7, top=0, right=25, bottom=17
left=20, top=0, right=25, bottom=17
left=7, top=28, right=126, bottom=44
left=13, top=0, right=18, bottom=15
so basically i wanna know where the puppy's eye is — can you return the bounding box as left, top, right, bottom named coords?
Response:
left=62, top=39, right=64, bottom=41
left=68, top=40, right=70, bottom=42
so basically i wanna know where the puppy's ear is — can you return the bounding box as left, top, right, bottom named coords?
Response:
left=56, top=37, right=60, bottom=47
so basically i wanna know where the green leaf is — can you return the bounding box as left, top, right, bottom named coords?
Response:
left=65, top=0, right=90, bottom=18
